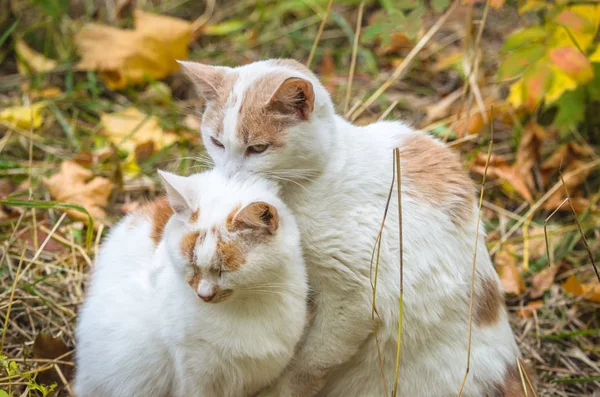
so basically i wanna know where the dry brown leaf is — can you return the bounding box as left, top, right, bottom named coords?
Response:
left=422, top=90, right=462, bottom=125
left=471, top=153, right=533, bottom=202
left=33, top=333, right=72, bottom=385
left=377, top=32, right=411, bottom=55
left=543, top=159, right=594, bottom=213
left=44, top=161, right=114, bottom=227
left=515, top=121, right=547, bottom=190
left=184, top=114, right=201, bottom=131
left=101, top=107, right=178, bottom=162
left=15, top=39, right=58, bottom=75
left=432, top=51, right=463, bottom=72
left=562, top=275, right=600, bottom=303
left=495, top=245, right=518, bottom=267
left=541, top=142, right=595, bottom=184
left=531, top=264, right=559, bottom=298
left=75, top=10, right=191, bottom=89
left=497, top=264, right=526, bottom=295
left=517, top=300, right=544, bottom=319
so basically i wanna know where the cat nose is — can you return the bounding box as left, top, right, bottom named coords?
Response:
left=197, top=279, right=216, bottom=302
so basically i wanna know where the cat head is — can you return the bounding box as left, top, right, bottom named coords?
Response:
left=179, top=59, right=335, bottom=182
left=158, top=169, right=303, bottom=304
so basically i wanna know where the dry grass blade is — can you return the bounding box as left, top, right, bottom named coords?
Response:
left=490, top=157, right=600, bottom=255
left=349, top=0, right=458, bottom=121
left=392, top=148, right=404, bottom=397
left=344, top=1, right=365, bottom=115
left=378, top=99, right=400, bottom=121
left=517, top=357, right=538, bottom=397
left=0, top=247, right=26, bottom=352
left=457, top=110, right=494, bottom=397
left=190, top=0, right=216, bottom=39
left=558, top=173, right=599, bottom=282
left=369, top=153, right=396, bottom=396
left=306, top=0, right=335, bottom=68
left=543, top=198, right=570, bottom=269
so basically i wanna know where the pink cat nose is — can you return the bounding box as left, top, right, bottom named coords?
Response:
left=197, top=280, right=216, bottom=302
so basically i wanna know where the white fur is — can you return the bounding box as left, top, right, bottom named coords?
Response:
left=201, top=60, right=522, bottom=396
left=74, top=169, right=308, bottom=397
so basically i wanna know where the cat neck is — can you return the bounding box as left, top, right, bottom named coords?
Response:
left=279, top=114, right=355, bottom=198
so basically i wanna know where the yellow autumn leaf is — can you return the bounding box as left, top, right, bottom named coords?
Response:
left=75, top=10, right=192, bottom=89
left=43, top=161, right=114, bottom=228
left=590, top=45, right=600, bottom=63
left=101, top=107, right=178, bottom=153
left=507, top=77, right=524, bottom=108
left=545, top=67, right=578, bottom=103
left=0, top=102, right=46, bottom=129
left=15, top=39, right=58, bottom=75
left=551, top=5, right=600, bottom=51
left=101, top=107, right=178, bottom=176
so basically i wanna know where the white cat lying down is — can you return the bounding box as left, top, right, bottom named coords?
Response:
left=74, top=169, right=308, bottom=397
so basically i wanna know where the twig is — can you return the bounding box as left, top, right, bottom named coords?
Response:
left=457, top=109, right=494, bottom=397
left=306, top=0, right=335, bottom=68
left=344, top=1, right=365, bottom=114
left=349, top=0, right=458, bottom=121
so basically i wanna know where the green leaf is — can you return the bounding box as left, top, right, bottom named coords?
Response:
left=502, top=27, right=547, bottom=53
left=553, top=88, right=585, bottom=137
left=0, top=390, right=8, bottom=397
left=431, top=0, right=451, bottom=13
left=587, top=64, right=600, bottom=101
left=202, top=20, right=246, bottom=36
left=0, top=19, right=19, bottom=48
left=498, top=44, right=545, bottom=79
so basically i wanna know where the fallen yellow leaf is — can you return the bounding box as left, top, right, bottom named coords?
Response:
left=101, top=107, right=178, bottom=157
left=44, top=161, right=114, bottom=227
left=15, top=39, right=58, bottom=75
left=75, top=10, right=192, bottom=89
left=563, top=275, right=600, bottom=303
left=531, top=265, right=559, bottom=298
left=0, top=102, right=46, bottom=129
left=497, top=264, right=526, bottom=295
left=517, top=300, right=544, bottom=319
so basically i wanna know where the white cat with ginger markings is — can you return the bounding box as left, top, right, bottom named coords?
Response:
left=74, top=170, right=308, bottom=397
left=181, top=58, right=535, bottom=397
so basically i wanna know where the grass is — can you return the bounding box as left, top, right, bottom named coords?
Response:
left=1, top=1, right=600, bottom=396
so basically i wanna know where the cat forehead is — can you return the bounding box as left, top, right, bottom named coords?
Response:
left=203, top=60, right=315, bottom=144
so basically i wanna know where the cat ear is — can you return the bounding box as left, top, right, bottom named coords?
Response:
left=157, top=170, right=193, bottom=214
left=267, top=77, right=315, bottom=120
left=177, top=61, right=224, bottom=102
left=230, top=202, right=279, bottom=235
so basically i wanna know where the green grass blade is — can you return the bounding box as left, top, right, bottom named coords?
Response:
left=0, top=199, right=94, bottom=250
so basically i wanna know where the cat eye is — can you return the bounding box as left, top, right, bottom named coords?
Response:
left=247, top=144, right=269, bottom=154
left=211, top=136, right=224, bottom=148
